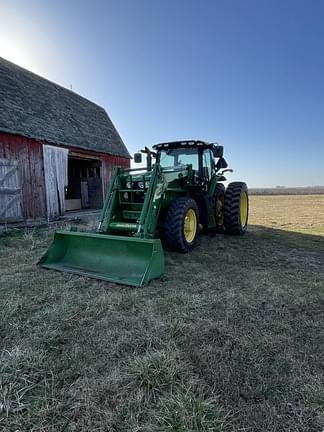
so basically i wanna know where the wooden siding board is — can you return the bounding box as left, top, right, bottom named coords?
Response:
left=43, top=145, right=68, bottom=220
left=101, top=154, right=130, bottom=196
left=0, top=159, right=22, bottom=221
left=0, top=132, right=46, bottom=219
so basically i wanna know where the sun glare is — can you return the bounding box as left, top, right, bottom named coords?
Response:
left=0, top=37, right=35, bottom=72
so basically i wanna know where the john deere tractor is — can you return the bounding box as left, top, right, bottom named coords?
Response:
left=39, top=140, right=248, bottom=286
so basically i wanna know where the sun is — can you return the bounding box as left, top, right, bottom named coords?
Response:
left=0, top=36, right=34, bottom=71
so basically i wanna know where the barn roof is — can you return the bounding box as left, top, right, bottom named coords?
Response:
left=0, top=57, right=130, bottom=158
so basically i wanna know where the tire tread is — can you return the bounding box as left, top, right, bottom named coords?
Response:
left=224, top=182, right=248, bottom=235
left=164, top=197, right=199, bottom=252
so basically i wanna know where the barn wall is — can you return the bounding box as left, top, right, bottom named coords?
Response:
left=101, top=154, right=130, bottom=195
left=0, top=131, right=131, bottom=220
left=0, top=132, right=46, bottom=219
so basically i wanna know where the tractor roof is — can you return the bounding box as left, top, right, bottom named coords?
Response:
left=153, top=140, right=219, bottom=151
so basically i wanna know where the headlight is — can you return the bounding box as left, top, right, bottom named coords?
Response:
left=138, top=181, right=144, bottom=189
left=126, top=181, right=132, bottom=189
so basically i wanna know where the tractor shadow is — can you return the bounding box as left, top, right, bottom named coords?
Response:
left=160, top=224, right=324, bottom=288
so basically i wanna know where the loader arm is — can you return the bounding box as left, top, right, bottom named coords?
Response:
left=97, top=166, right=119, bottom=233
left=138, top=164, right=166, bottom=238
left=39, top=165, right=165, bottom=286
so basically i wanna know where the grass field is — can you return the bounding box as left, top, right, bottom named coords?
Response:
left=1, top=195, right=323, bottom=431
left=249, top=194, right=324, bottom=236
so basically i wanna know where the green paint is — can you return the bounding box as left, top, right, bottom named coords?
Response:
left=39, top=141, right=236, bottom=286
left=39, top=231, right=164, bottom=287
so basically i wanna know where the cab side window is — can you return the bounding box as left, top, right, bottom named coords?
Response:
left=202, top=149, right=212, bottom=179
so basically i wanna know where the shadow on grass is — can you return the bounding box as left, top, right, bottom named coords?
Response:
left=248, top=224, right=324, bottom=248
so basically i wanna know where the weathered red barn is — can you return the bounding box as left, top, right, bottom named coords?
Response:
left=0, top=57, right=130, bottom=223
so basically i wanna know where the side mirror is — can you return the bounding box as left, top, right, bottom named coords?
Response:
left=134, top=153, right=142, bottom=163
left=216, top=157, right=228, bottom=171
left=212, top=145, right=224, bottom=158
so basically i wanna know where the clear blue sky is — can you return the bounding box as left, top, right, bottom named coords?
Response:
left=1, top=0, right=324, bottom=187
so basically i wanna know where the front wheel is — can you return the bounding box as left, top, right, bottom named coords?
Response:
left=224, top=182, right=249, bottom=234
left=164, top=197, right=199, bottom=253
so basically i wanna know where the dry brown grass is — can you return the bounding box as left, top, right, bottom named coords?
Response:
left=249, top=194, right=324, bottom=235
left=0, top=195, right=324, bottom=431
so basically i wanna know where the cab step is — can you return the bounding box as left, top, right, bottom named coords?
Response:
left=108, top=221, right=138, bottom=232
left=122, top=210, right=141, bottom=220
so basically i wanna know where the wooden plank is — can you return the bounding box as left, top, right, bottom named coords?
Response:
left=69, top=151, right=100, bottom=160
left=0, top=164, right=17, bottom=186
left=80, top=181, right=89, bottom=208
left=0, top=159, right=18, bottom=166
left=0, top=194, right=21, bottom=218
left=0, top=132, right=46, bottom=219
left=43, top=144, right=68, bottom=219
left=0, top=187, right=21, bottom=195
left=0, top=157, right=22, bottom=220
left=65, top=198, right=81, bottom=211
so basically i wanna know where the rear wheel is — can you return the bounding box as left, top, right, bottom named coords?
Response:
left=224, top=182, right=248, bottom=234
left=164, top=197, right=199, bottom=252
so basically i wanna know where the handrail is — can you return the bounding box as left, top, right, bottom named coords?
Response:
left=120, top=165, right=189, bottom=174
left=120, top=167, right=150, bottom=173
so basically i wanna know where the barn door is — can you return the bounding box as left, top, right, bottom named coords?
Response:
left=43, top=145, right=68, bottom=220
left=0, top=158, right=23, bottom=222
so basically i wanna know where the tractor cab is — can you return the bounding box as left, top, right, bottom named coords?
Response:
left=135, top=140, right=229, bottom=183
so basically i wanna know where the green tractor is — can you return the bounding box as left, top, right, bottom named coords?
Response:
left=39, top=140, right=248, bottom=286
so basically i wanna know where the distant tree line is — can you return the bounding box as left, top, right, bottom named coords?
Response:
left=249, top=186, right=324, bottom=195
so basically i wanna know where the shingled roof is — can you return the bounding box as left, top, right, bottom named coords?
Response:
left=0, top=57, right=130, bottom=158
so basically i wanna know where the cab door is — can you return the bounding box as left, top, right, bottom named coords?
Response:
left=202, top=149, right=213, bottom=181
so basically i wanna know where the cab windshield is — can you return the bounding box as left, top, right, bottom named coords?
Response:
left=158, top=148, right=198, bottom=170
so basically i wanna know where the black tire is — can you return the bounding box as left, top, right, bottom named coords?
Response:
left=224, top=182, right=249, bottom=235
left=213, top=183, right=225, bottom=232
left=164, top=197, right=199, bottom=253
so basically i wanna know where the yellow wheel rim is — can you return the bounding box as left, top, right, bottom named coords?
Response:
left=240, top=191, right=248, bottom=226
left=184, top=209, right=197, bottom=243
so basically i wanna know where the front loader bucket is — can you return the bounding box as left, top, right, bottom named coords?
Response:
left=39, top=230, right=165, bottom=287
